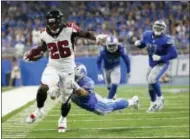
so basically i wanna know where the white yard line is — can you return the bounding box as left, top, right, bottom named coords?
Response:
left=41, top=116, right=188, bottom=123
left=52, top=106, right=189, bottom=112
left=30, top=125, right=189, bottom=132
left=47, top=110, right=189, bottom=117
left=2, top=86, right=39, bottom=116
left=2, top=97, right=57, bottom=138
left=8, top=136, right=188, bottom=139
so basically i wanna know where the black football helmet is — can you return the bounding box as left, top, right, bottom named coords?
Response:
left=46, top=10, right=65, bottom=34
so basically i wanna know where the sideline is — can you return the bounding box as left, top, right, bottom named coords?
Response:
left=2, top=86, right=38, bottom=116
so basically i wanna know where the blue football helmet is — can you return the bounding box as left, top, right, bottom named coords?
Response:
left=75, top=63, right=87, bottom=80
left=105, top=36, right=119, bottom=53
left=152, top=20, right=167, bottom=36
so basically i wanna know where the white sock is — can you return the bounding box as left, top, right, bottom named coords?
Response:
left=151, top=101, right=157, bottom=105
left=128, top=99, right=135, bottom=106
left=157, top=96, right=163, bottom=100
left=34, top=107, right=44, bottom=116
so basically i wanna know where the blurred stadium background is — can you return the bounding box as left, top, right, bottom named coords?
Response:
left=1, top=1, right=189, bottom=138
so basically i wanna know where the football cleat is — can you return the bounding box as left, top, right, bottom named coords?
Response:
left=146, top=102, right=157, bottom=113
left=26, top=108, right=44, bottom=123
left=58, top=116, right=67, bottom=133
left=156, top=97, right=164, bottom=111
left=132, top=96, right=139, bottom=110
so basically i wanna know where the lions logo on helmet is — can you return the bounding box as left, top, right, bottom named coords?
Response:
left=75, top=63, right=87, bottom=80
left=106, top=36, right=119, bottom=53
left=152, top=20, right=167, bottom=36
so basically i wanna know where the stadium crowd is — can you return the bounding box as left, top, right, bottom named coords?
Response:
left=2, top=1, right=189, bottom=57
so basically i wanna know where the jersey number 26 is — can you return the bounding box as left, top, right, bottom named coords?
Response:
left=47, top=40, right=71, bottom=59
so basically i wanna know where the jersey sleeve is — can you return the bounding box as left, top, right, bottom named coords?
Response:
left=65, top=22, right=80, bottom=33
left=120, top=46, right=131, bottom=73
left=139, top=30, right=152, bottom=48
left=82, top=79, right=94, bottom=92
left=161, top=36, right=178, bottom=62
left=96, top=50, right=104, bottom=74
left=166, top=36, right=175, bottom=46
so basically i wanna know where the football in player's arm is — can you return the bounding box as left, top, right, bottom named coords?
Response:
left=134, top=20, right=178, bottom=113
left=23, top=10, right=107, bottom=133
left=96, top=36, right=131, bottom=99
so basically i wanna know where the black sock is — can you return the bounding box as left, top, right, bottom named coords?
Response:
left=36, top=86, right=48, bottom=108
left=61, top=103, right=71, bottom=117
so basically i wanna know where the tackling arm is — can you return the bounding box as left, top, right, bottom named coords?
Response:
left=72, top=81, right=89, bottom=96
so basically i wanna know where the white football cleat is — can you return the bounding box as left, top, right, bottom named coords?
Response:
left=146, top=101, right=157, bottom=113
left=156, top=97, right=164, bottom=111
left=132, top=96, right=139, bottom=110
left=26, top=108, right=44, bottom=123
left=58, top=116, right=67, bottom=133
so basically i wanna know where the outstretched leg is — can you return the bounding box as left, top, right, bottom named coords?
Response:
left=94, top=94, right=139, bottom=115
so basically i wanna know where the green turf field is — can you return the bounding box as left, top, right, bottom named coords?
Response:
left=2, top=87, right=14, bottom=92
left=2, top=86, right=190, bottom=138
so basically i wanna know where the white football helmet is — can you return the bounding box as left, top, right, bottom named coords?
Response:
left=105, top=36, right=119, bottom=53
left=152, top=20, right=167, bottom=36
left=75, top=63, right=87, bottom=80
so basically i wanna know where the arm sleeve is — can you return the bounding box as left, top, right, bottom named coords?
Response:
left=161, top=37, right=178, bottom=62
left=28, top=41, right=47, bottom=61
left=121, top=48, right=131, bottom=73
left=96, top=51, right=103, bottom=74
left=137, top=31, right=149, bottom=49
left=161, top=45, right=178, bottom=62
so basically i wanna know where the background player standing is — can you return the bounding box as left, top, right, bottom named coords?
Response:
left=134, top=20, right=178, bottom=112
left=97, top=36, right=131, bottom=99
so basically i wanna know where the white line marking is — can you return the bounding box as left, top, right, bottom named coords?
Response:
left=52, top=106, right=189, bottom=113
left=31, top=125, right=189, bottom=132
left=25, top=136, right=189, bottom=139
left=47, top=110, right=189, bottom=117
left=2, top=97, right=57, bottom=138
left=41, top=116, right=188, bottom=123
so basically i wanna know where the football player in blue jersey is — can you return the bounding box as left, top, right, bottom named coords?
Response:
left=70, top=63, right=139, bottom=115
left=97, top=36, right=131, bottom=99
left=134, top=20, right=178, bottom=112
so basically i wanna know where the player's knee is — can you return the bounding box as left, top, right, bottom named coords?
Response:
left=147, top=76, right=156, bottom=84
left=111, top=82, right=119, bottom=86
left=40, top=84, right=49, bottom=92
left=48, top=86, right=60, bottom=100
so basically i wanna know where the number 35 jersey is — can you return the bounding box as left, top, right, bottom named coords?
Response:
left=40, top=22, right=79, bottom=72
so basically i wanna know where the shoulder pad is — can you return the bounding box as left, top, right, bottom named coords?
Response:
left=143, top=30, right=153, bottom=37
left=119, top=45, right=127, bottom=54
left=165, top=35, right=175, bottom=45
left=40, top=28, right=46, bottom=33
left=65, top=22, right=80, bottom=32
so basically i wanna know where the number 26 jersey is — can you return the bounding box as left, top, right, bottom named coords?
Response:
left=40, top=22, right=79, bottom=71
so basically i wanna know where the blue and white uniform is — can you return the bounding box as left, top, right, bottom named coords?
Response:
left=135, top=20, right=178, bottom=112
left=97, top=36, right=130, bottom=99
left=71, top=75, right=129, bottom=115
